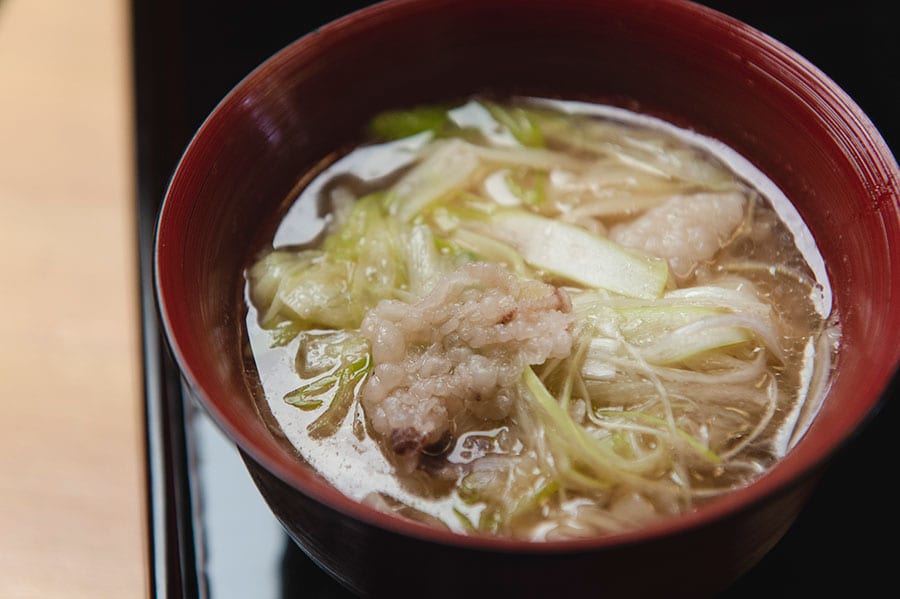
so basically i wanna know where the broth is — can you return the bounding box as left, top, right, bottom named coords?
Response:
left=242, top=98, right=839, bottom=540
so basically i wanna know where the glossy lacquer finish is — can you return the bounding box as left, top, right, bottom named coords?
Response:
left=155, top=0, right=900, bottom=595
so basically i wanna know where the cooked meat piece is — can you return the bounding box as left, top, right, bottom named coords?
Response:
left=360, top=262, right=573, bottom=471
left=610, top=191, right=745, bottom=282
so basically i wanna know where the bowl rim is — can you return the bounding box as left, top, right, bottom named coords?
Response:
left=154, top=0, right=900, bottom=553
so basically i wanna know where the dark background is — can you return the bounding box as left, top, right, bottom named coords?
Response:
left=133, top=1, right=898, bottom=596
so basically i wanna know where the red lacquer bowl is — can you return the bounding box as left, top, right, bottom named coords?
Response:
left=155, top=0, right=900, bottom=596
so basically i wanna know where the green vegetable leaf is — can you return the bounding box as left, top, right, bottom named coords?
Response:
left=452, top=507, right=477, bottom=533
left=369, top=106, right=453, bottom=140
left=307, top=354, right=372, bottom=439
left=483, top=101, right=545, bottom=147
left=504, top=168, right=547, bottom=206
left=470, top=209, right=669, bottom=299
left=283, top=373, right=339, bottom=410
left=596, top=410, right=721, bottom=464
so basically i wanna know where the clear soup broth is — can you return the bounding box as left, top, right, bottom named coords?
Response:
left=242, top=98, right=839, bottom=540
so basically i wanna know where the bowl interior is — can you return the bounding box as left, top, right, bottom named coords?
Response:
left=155, top=0, right=900, bottom=549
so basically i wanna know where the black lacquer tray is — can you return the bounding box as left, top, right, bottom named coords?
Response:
left=133, top=2, right=899, bottom=596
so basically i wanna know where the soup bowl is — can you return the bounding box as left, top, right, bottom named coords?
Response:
left=154, top=0, right=900, bottom=595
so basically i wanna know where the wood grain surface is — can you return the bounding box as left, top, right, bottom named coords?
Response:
left=0, top=0, right=146, bottom=596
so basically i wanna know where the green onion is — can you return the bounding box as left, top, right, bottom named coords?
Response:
left=369, top=105, right=453, bottom=140
left=596, top=410, right=721, bottom=464
left=307, top=354, right=372, bottom=439
left=483, top=101, right=545, bottom=147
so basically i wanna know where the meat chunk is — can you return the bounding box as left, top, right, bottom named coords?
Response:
left=359, top=262, right=573, bottom=471
left=610, top=191, right=745, bottom=281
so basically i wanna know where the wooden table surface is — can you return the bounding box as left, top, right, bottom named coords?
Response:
left=0, top=0, right=147, bottom=596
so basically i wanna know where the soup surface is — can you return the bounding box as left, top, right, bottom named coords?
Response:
left=243, top=98, right=838, bottom=540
